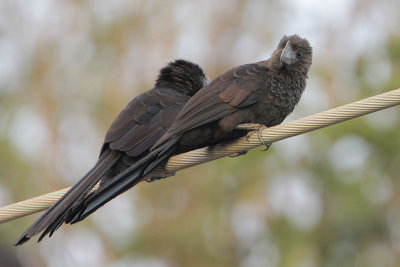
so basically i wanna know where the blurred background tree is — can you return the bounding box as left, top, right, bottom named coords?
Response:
left=0, top=0, right=400, bottom=266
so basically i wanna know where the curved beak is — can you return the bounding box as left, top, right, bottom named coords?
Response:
left=280, top=41, right=296, bottom=65
left=202, top=76, right=210, bottom=86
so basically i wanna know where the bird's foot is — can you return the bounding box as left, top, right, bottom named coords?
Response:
left=261, top=143, right=272, bottom=151
left=229, top=150, right=248, bottom=157
left=144, top=171, right=176, bottom=182
left=236, top=123, right=272, bottom=151
left=254, top=125, right=272, bottom=151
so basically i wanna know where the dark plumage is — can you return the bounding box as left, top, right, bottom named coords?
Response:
left=60, top=34, right=313, bottom=227
left=15, top=59, right=208, bottom=245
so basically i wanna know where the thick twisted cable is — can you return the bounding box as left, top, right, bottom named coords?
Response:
left=165, top=88, right=400, bottom=170
left=1, top=88, right=399, bottom=223
left=0, top=185, right=99, bottom=223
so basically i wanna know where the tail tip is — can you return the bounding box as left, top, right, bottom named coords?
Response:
left=14, top=235, right=30, bottom=246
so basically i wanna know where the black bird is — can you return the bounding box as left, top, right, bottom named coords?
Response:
left=63, top=34, right=313, bottom=227
left=15, top=59, right=208, bottom=245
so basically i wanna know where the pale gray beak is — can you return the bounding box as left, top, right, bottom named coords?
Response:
left=202, top=76, right=210, bottom=86
left=280, top=41, right=296, bottom=65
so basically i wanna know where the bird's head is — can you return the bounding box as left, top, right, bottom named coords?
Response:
left=156, top=59, right=209, bottom=96
left=271, top=35, right=313, bottom=76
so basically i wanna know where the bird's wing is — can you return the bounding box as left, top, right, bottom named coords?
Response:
left=153, top=64, right=268, bottom=148
left=105, top=87, right=189, bottom=157
left=15, top=87, right=190, bottom=245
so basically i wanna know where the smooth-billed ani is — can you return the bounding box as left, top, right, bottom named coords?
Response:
left=16, top=34, right=313, bottom=244
left=61, top=34, right=313, bottom=230
left=15, top=59, right=208, bottom=245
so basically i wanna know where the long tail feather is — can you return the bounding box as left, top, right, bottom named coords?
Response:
left=15, top=150, right=121, bottom=245
left=68, top=138, right=179, bottom=224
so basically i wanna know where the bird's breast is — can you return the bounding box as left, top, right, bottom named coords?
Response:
left=256, top=73, right=305, bottom=126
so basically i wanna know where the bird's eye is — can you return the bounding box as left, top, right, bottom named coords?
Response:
left=296, top=52, right=303, bottom=57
